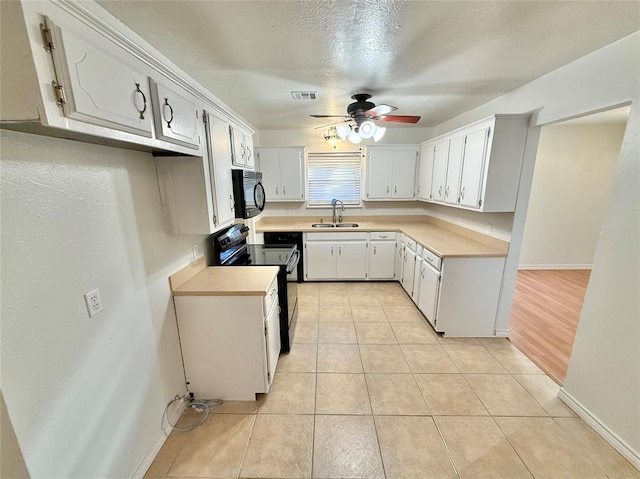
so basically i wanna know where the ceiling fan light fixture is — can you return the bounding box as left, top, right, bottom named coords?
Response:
left=324, top=126, right=341, bottom=149
left=347, top=129, right=362, bottom=144
left=336, top=124, right=351, bottom=140
left=359, top=120, right=376, bottom=139
left=373, top=126, right=386, bottom=142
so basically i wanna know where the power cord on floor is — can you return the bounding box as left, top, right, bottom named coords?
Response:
left=162, top=394, right=223, bottom=432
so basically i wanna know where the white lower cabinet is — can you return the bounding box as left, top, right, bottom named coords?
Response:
left=368, top=232, right=397, bottom=280
left=173, top=277, right=280, bottom=401
left=395, top=235, right=405, bottom=281
left=305, top=232, right=368, bottom=280
left=417, top=250, right=442, bottom=329
left=401, top=248, right=416, bottom=295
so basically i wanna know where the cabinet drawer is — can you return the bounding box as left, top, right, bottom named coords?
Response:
left=264, top=277, right=279, bottom=316
left=370, top=232, right=396, bottom=240
left=405, top=237, right=417, bottom=252
left=423, top=249, right=442, bottom=271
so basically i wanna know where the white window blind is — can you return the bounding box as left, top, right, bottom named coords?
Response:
left=307, top=152, right=362, bottom=206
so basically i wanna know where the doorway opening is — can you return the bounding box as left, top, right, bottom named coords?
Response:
left=508, top=105, right=630, bottom=385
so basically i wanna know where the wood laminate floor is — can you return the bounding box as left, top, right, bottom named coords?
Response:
left=509, top=270, right=591, bottom=385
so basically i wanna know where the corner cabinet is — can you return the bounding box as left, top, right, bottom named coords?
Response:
left=230, top=126, right=255, bottom=169
left=418, top=115, right=529, bottom=212
left=365, top=146, right=419, bottom=200
left=155, top=111, right=235, bottom=234
left=173, top=275, right=280, bottom=400
left=256, top=147, right=305, bottom=202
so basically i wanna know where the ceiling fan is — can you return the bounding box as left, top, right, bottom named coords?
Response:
left=311, top=92, right=421, bottom=126
left=311, top=92, right=421, bottom=143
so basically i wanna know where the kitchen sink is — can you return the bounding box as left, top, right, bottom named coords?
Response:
left=311, top=223, right=335, bottom=228
left=335, top=223, right=359, bottom=228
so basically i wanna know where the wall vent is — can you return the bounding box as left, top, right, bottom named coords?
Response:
left=291, top=91, right=317, bottom=100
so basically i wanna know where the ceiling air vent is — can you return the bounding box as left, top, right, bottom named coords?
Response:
left=291, top=91, right=317, bottom=100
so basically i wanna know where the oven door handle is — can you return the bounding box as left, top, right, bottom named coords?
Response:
left=286, top=249, right=300, bottom=274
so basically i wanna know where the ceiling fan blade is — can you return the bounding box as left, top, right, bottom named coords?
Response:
left=377, top=115, right=421, bottom=124
left=365, top=104, right=397, bottom=117
left=310, top=114, right=349, bottom=118
left=314, top=119, right=350, bottom=129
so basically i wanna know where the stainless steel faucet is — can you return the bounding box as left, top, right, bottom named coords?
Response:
left=331, top=199, right=344, bottom=223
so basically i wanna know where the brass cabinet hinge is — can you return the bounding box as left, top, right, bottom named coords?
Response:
left=52, top=81, right=66, bottom=106
left=40, top=23, right=54, bottom=52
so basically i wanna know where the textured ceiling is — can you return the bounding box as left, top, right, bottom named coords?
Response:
left=98, top=1, right=639, bottom=130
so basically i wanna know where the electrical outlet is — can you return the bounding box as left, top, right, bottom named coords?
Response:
left=84, top=289, right=103, bottom=318
left=192, top=243, right=199, bottom=261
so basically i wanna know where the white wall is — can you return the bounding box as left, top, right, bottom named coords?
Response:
left=0, top=130, right=208, bottom=477
left=519, top=122, right=626, bottom=269
left=431, top=32, right=639, bottom=462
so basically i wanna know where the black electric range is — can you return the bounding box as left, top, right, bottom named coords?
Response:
left=211, top=224, right=299, bottom=353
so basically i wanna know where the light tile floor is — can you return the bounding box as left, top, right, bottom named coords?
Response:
left=146, top=281, right=640, bottom=479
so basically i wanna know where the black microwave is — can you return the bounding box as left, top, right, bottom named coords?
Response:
left=232, top=169, right=266, bottom=218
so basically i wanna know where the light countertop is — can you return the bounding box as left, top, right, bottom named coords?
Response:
left=172, top=266, right=279, bottom=296
left=255, top=216, right=509, bottom=258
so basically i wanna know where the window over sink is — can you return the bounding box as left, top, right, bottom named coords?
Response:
left=307, top=152, right=362, bottom=207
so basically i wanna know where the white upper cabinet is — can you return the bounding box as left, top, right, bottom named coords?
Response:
left=365, top=146, right=419, bottom=200
left=419, top=115, right=529, bottom=212
left=150, top=79, right=200, bottom=150
left=3, top=1, right=253, bottom=157
left=231, top=126, right=255, bottom=169
left=431, top=140, right=449, bottom=202
left=155, top=111, right=235, bottom=234
left=204, top=112, right=235, bottom=228
left=444, top=135, right=464, bottom=205
left=45, top=16, right=153, bottom=137
left=256, top=147, right=305, bottom=202
left=417, top=142, right=435, bottom=201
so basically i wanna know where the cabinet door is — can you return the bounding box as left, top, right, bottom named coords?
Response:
left=206, top=114, right=235, bottom=228
left=412, top=256, right=422, bottom=304
left=231, top=127, right=246, bottom=167
left=151, top=79, right=200, bottom=149
left=459, top=126, right=490, bottom=209
left=265, top=301, right=281, bottom=388
left=47, top=18, right=153, bottom=137
left=279, top=148, right=305, bottom=201
left=418, top=262, right=440, bottom=328
left=432, top=140, right=449, bottom=202
left=368, top=241, right=396, bottom=279
left=417, top=143, right=435, bottom=201
left=337, top=241, right=368, bottom=279
left=366, top=149, right=393, bottom=199
left=391, top=149, right=418, bottom=199
left=257, top=149, right=281, bottom=200
left=395, top=239, right=404, bottom=281
left=245, top=134, right=255, bottom=170
left=305, top=242, right=336, bottom=279
left=445, top=135, right=465, bottom=205
left=401, top=249, right=416, bottom=295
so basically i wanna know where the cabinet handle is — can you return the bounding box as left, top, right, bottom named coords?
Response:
left=339, top=246, right=342, bottom=255
left=283, top=186, right=286, bottom=195
left=241, top=144, right=246, bottom=159
left=134, top=83, right=147, bottom=120
left=275, top=186, right=279, bottom=196
left=380, top=235, right=387, bottom=239
left=417, top=185, right=420, bottom=194
left=394, top=186, right=397, bottom=194
left=421, top=267, right=425, bottom=279
left=445, top=186, right=449, bottom=198
left=270, top=288, right=277, bottom=297
left=374, top=245, right=377, bottom=255
left=386, top=185, right=390, bottom=195
left=331, top=247, right=334, bottom=256
left=162, top=98, right=174, bottom=128
left=230, top=194, right=234, bottom=210
left=438, top=186, right=442, bottom=197
left=460, top=186, right=465, bottom=199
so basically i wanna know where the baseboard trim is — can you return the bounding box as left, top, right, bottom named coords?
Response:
left=131, top=399, right=185, bottom=479
left=518, top=264, right=592, bottom=270
left=494, top=329, right=510, bottom=337
left=558, top=388, right=640, bottom=470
